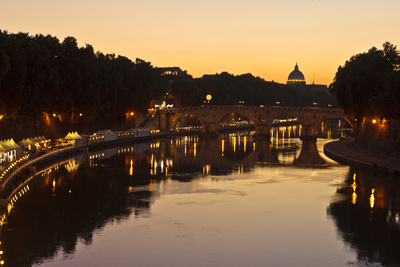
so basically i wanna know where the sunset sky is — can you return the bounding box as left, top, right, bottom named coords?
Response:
left=1, top=0, right=399, bottom=85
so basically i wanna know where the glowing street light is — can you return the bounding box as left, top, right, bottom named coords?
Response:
left=204, top=94, right=212, bottom=104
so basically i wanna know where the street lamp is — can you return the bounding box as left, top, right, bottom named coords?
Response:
left=205, top=94, right=212, bottom=104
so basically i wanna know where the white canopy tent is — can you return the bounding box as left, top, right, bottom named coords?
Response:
left=0, top=139, right=22, bottom=164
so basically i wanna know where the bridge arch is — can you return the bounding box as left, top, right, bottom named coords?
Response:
left=314, top=115, right=352, bottom=129
left=253, top=108, right=302, bottom=136
left=168, top=112, right=203, bottom=131
left=314, top=116, right=353, bottom=138
left=297, top=111, right=352, bottom=139
left=215, top=111, right=257, bottom=130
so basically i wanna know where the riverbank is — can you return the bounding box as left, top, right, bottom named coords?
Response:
left=324, top=137, right=400, bottom=175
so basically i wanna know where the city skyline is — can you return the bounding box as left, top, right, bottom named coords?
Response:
left=1, top=0, right=399, bottom=85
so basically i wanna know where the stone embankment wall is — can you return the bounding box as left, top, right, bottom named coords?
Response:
left=355, top=117, right=400, bottom=159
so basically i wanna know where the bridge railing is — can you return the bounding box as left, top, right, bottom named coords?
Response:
left=167, top=105, right=344, bottom=114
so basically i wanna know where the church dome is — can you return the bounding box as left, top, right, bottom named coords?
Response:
left=287, top=63, right=305, bottom=85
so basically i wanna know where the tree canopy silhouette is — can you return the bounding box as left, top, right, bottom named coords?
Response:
left=329, top=42, right=400, bottom=121
left=0, top=31, right=167, bottom=137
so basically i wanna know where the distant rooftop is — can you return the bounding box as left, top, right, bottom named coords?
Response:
left=157, top=67, right=187, bottom=76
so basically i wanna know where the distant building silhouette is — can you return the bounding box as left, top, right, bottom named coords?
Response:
left=157, top=67, right=187, bottom=76
left=287, top=63, right=306, bottom=85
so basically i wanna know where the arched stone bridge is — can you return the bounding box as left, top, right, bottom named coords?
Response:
left=159, top=106, right=349, bottom=139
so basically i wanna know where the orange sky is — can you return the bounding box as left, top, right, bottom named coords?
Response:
left=1, top=0, right=399, bottom=85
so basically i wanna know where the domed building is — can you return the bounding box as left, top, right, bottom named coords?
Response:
left=287, top=63, right=306, bottom=85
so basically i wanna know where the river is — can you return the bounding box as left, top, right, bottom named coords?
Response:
left=1, top=132, right=399, bottom=267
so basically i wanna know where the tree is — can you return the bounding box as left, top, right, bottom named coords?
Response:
left=329, top=42, right=400, bottom=122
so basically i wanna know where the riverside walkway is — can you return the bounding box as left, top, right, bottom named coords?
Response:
left=324, top=138, right=400, bottom=174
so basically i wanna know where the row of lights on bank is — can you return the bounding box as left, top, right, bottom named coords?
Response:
left=0, top=180, right=31, bottom=267
left=0, top=155, right=30, bottom=181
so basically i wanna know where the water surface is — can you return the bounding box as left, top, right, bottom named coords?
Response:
left=1, top=133, right=399, bottom=266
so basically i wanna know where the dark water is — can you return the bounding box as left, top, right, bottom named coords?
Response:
left=1, top=133, right=399, bottom=267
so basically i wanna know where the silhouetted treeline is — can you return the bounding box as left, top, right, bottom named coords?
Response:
left=191, top=72, right=337, bottom=107
left=163, top=71, right=338, bottom=109
left=0, top=31, right=170, bottom=137
left=0, top=31, right=338, bottom=139
left=330, top=42, right=400, bottom=121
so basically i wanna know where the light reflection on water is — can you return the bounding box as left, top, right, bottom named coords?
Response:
left=0, top=134, right=397, bottom=266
